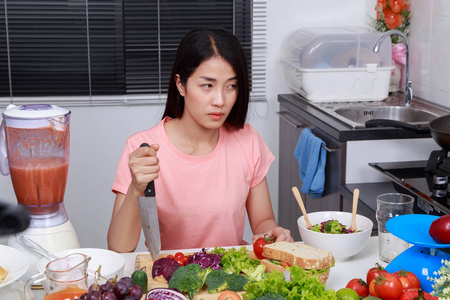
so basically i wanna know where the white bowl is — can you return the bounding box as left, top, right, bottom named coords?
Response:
left=298, top=211, right=373, bottom=261
left=37, top=248, right=125, bottom=286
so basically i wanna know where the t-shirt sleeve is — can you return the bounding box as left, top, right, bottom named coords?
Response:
left=111, top=139, right=135, bottom=195
left=248, top=125, right=275, bottom=188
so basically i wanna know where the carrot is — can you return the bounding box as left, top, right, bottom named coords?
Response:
left=217, top=291, right=241, bottom=300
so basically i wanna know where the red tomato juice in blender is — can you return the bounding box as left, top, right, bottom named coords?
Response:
left=9, top=157, right=68, bottom=214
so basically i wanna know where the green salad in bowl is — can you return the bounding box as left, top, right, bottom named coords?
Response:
left=309, top=219, right=354, bottom=234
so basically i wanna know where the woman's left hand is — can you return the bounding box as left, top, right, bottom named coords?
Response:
left=252, top=226, right=294, bottom=243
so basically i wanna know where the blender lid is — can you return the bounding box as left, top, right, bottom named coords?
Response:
left=3, top=104, right=70, bottom=119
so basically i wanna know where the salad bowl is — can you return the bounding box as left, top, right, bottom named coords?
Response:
left=298, top=211, right=373, bottom=261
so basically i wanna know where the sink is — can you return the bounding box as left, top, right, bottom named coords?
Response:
left=308, top=93, right=450, bottom=128
left=334, top=106, right=440, bottom=125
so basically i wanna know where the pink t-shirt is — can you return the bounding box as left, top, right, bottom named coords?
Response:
left=112, top=117, right=275, bottom=250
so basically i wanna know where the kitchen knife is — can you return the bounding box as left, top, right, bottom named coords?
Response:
left=137, top=143, right=161, bottom=261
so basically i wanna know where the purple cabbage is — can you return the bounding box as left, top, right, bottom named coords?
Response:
left=146, top=288, right=189, bottom=300
left=186, top=248, right=223, bottom=270
left=152, top=257, right=181, bottom=281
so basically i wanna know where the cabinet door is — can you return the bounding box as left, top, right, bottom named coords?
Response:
left=278, top=105, right=343, bottom=241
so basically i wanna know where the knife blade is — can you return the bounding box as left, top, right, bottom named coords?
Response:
left=137, top=143, right=161, bottom=261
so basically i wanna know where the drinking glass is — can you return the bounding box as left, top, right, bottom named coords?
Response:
left=376, top=193, right=414, bottom=263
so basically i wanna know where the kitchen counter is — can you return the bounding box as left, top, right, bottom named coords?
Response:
left=278, top=93, right=434, bottom=141
left=25, top=236, right=384, bottom=299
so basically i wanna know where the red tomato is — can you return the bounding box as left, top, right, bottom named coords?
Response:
left=369, top=279, right=378, bottom=297
left=374, top=272, right=404, bottom=300
left=346, top=278, right=369, bottom=298
left=174, top=252, right=185, bottom=259
left=397, top=275, right=413, bottom=291
left=394, top=269, right=421, bottom=289
left=253, top=234, right=274, bottom=260
left=367, top=263, right=387, bottom=286
left=280, top=261, right=291, bottom=268
left=399, top=288, right=438, bottom=300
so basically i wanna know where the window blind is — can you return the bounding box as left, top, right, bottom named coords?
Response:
left=0, top=0, right=266, bottom=107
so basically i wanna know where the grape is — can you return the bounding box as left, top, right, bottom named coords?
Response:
left=127, top=285, right=143, bottom=300
left=80, top=293, right=88, bottom=300
left=99, top=283, right=114, bottom=294
left=104, top=280, right=114, bottom=287
left=101, top=291, right=117, bottom=300
left=113, top=281, right=128, bottom=297
left=86, top=290, right=102, bottom=300
left=118, top=276, right=134, bottom=289
left=121, top=296, right=135, bottom=300
left=88, top=283, right=99, bottom=292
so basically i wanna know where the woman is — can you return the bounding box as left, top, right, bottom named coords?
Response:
left=108, top=28, right=293, bottom=253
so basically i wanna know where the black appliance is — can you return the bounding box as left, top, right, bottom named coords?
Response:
left=370, top=160, right=450, bottom=216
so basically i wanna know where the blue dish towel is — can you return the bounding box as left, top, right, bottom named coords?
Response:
left=294, top=128, right=327, bottom=198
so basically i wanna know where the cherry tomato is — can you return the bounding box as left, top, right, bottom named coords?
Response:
left=367, top=263, right=387, bottom=286
left=253, top=234, right=274, bottom=260
left=174, top=257, right=186, bottom=266
left=174, top=252, right=185, bottom=259
left=394, top=269, right=421, bottom=289
left=399, top=288, right=438, bottom=300
left=166, top=254, right=174, bottom=259
left=374, top=272, right=404, bottom=300
left=346, top=278, right=369, bottom=298
left=181, top=256, right=189, bottom=264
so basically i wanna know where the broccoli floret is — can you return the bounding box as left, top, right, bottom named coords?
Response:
left=205, top=269, right=229, bottom=294
left=227, top=272, right=249, bottom=292
left=168, top=263, right=210, bottom=299
left=254, top=293, right=287, bottom=300
left=242, top=264, right=266, bottom=282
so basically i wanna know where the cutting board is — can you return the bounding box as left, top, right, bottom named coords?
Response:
left=135, top=254, right=244, bottom=300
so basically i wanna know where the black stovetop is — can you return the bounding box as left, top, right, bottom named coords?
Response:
left=370, top=161, right=450, bottom=216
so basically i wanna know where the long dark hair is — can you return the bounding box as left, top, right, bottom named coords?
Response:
left=163, top=28, right=249, bottom=130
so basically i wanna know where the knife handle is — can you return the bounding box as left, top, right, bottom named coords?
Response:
left=140, top=143, right=156, bottom=197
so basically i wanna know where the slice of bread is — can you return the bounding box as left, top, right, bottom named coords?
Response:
left=0, top=265, right=8, bottom=283
left=261, top=241, right=334, bottom=270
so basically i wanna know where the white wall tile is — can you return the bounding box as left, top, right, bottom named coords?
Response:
left=432, top=0, right=450, bottom=17
left=409, top=14, right=431, bottom=85
left=428, top=16, right=450, bottom=95
left=411, top=0, right=433, bottom=16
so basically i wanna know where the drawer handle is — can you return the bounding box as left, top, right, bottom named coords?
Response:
left=276, top=111, right=305, bottom=128
left=277, top=112, right=339, bottom=153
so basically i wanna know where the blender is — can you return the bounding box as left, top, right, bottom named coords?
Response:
left=0, top=104, right=80, bottom=280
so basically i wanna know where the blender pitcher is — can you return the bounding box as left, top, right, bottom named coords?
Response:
left=0, top=104, right=71, bottom=226
left=24, top=253, right=91, bottom=300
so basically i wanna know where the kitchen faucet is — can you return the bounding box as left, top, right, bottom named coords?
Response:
left=373, top=30, right=412, bottom=106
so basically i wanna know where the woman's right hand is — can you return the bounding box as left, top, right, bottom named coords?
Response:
left=128, top=143, right=160, bottom=196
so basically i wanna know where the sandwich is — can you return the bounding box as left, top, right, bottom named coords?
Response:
left=253, top=241, right=334, bottom=284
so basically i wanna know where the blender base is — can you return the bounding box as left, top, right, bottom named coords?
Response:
left=8, top=220, right=80, bottom=281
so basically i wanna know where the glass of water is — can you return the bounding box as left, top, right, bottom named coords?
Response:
left=376, top=193, right=414, bottom=263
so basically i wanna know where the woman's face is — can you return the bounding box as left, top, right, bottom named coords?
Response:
left=176, top=56, right=238, bottom=130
